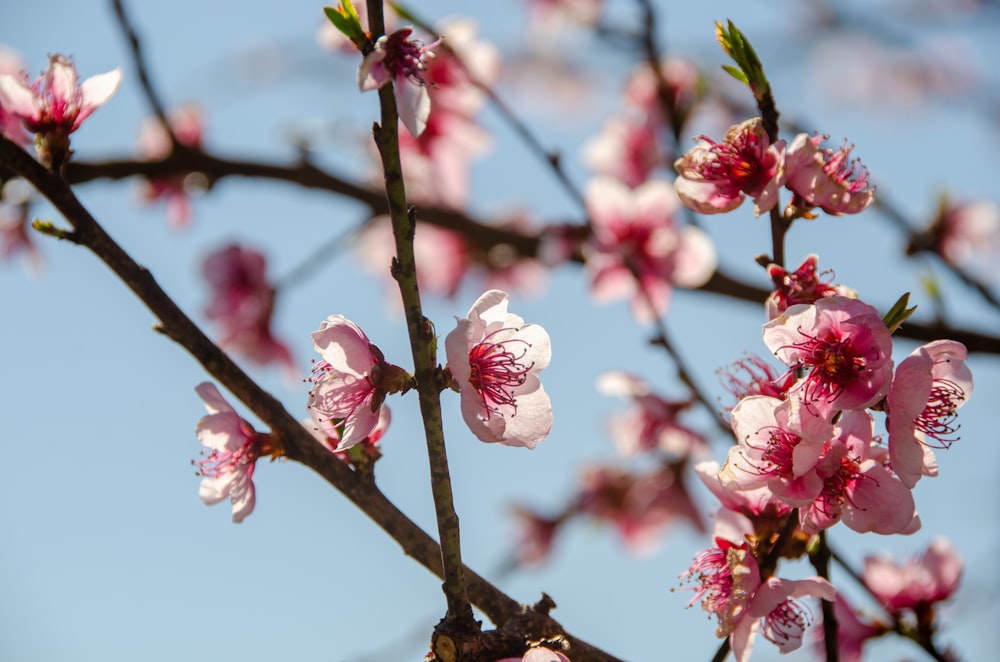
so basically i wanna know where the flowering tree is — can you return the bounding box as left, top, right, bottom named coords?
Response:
left=2, top=1, right=998, bottom=660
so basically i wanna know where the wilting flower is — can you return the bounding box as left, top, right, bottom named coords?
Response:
left=863, top=538, right=963, bottom=615
left=359, top=27, right=439, bottom=136
left=309, top=315, right=391, bottom=450
left=673, top=118, right=785, bottom=216
left=763, top=296, right=893, bottom=413
left=596, top=370, right=707, bottom=458
left=0, top=53, right=121, bottom=166
left=445, top=289, right=551, bottom=448
left=765, top=254, right=856, bottom=320
left=202, top=244, right=294, bottom=371
left=193, top=382, right=266, bottom=523
left=585, top=177, right=716, bottom=321
left=887, top=340, right=972, bottom=488
left=784, top=133, right=873, bottom=215
left=136, top=104, right=204, bottom=228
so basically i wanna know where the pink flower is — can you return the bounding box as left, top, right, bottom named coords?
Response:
left=193, top=382, right=264, bottom=523
left=136, top=104, right=204, bottom=228
left=798, top=410, right=917, bottom=535
left=0, top=54, right=121, bottom=166
left=308, top=315, right=387, bottom=450
left=925, top=198, right=1000, bottom=279
left=0, top=47, right=29, bottom=145
left=682, top=538, right=835, bottom=662
left=673, top=118, right=785, bottom=216
left=307, top=405, right=391, bottom=460
left=863, top=538, right=963, bottom=615
left=509, top=506, right=562, bottom=566
left=0, top=178, right=41, bottom=270
left=695, top=460, right=792, bottom=522
left=763, top=296, right=894, bottom=413
left=887, top=340, right=972, bottom=488
left=358, top=27, right=439, bottom=137
left=585, top=177, right=716, bottom=321
left=582, top=115, right=664, bottom=188
left=576, top=464, right=705, bottom=553
left=445, top=290, right=551, bottom=448
left=764, top=254, right=857, bottom=320
left=496, top=646, right=571, bottom=662
left=596, top=370, right=707, bottom=458
left=720, top=395, right=834, bottom=506
left=784, top=133, right=874, bottom=215
left=202, top=244, right=294, bottom=371
left=526, top=0, right=603, bottom=30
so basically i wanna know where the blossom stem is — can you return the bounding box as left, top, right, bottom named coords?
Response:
left=365, top=0, right=475, bottom=633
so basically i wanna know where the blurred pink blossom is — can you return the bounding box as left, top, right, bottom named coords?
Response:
left=927, top=198, right=1000, bottom=279
left=583, top=115, right=664, bottom=188
left=584, top=177, right=716, bottom=321
left=136, top=104, right=204, bottom=228
left=765, top=254, right=856, bottom=320
left=0, top=46, right=29, bottom=145
left=863, top=538, right=963, bottom=614
left=445, top=290, right=551, bottom=448
left=202, top=244, right=294, bottom=371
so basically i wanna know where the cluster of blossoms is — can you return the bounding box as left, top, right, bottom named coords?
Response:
left=195, top=290, right=551, bottom=521
left=681, top=260, right=973, bottom=656
left=201, top=243, right=294, bottom=372
left=674, top=117, right=874, bottom=217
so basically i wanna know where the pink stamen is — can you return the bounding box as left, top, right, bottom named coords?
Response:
left=468, top=328, right=533, bottom=419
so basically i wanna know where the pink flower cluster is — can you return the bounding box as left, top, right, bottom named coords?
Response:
left=674, top=117, right=875, bottom=217
left=202, top=244, right=294, bottom=372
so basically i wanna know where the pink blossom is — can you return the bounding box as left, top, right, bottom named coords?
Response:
left=798, top=410, right=917, bottom=535
left=765, top=254, right=857, bottom=320
left=526, top=0, right=603, bottom=30
left=358, top=27, right=439, bottom=137
left=682, top=539, right=835, bottom=662
left=695, top=460, right=792, bottom=522
left=136, top=104, right=204, bottom=228
left=307, top=405, right=391, bottom=463
left=308, top=315, right=387, bottom=450
left=784, top=133, right=874, bottom=215
left=193, top=382, right=264, bottom=523
left=863, top=538, right=963, bottom=614
left=0, top=47, right=29, bottom=145
left=445, top=290, right=551, bottom=448
left=0, top=178, right=40, bottom=270
left=202, top=244, right=294, bottom=371
left=926, top=198, right=1000, bottom=278
left=509, top=506, right=562, bottom=566
left=496, top=646, right=571, bottom=662
left=0, top=53, right=121, bottom=166
left=673, top=118, right=785, bottom=216
left=763, top=296, right=894, bottom=413
left=623, top=57, right=700, bottom=124
left=582, top=115, right=664, bottom=188
left=577, top=464, right=705, bottom=553
left=596, top=370, right=707, bottom=458
left=887, top=340, right=972, bottom=488
left=720, top=395, right=834, bottom=506
left=585, top=177, right=716, bottom=321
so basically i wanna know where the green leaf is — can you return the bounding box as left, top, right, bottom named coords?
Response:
left=882, top=292, right=918, bottom=333
left=323, top=3, right=366, bottom=48
left=721, top=64, right=748, bottom=85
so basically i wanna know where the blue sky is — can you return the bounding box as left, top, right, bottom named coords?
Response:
left=2, top=2, right=999, bottom=661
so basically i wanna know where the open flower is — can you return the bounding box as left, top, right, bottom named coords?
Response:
left=308, top=315, right=388, bottom=450
left=193, top=383, right=265, bottom=523
left=784, top=133, right=873, bottom=215
left=863, top=538, right=963, bottom=615
left=0, top=53, right=121, bottom=167
left=359, top=27, right=439, bottom=136
left=445, top=290, right=551, bottom=448
left=887, top=340, right=972, bottom=487
left=673, top=117, right=785, bottom=216
left=763, top=296, right=893, bottom=413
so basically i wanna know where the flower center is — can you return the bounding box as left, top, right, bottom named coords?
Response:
left=822, top=142, right=870, bottom=193
left=468, top=329, right=533, bottom=419
left=752, top=426, right=801, bottom=479
left=763, top=599, right=812, bottom=649
left=380, top=28, right=434, bottom=84
left=791, top=329, right=867, bottom=405
left=816, top=455, right=865, bottom=515
left=195, top=429, right=257, bottom=480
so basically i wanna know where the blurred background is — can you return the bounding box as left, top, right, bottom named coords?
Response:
left=2, top=1, right=999, bottom=660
